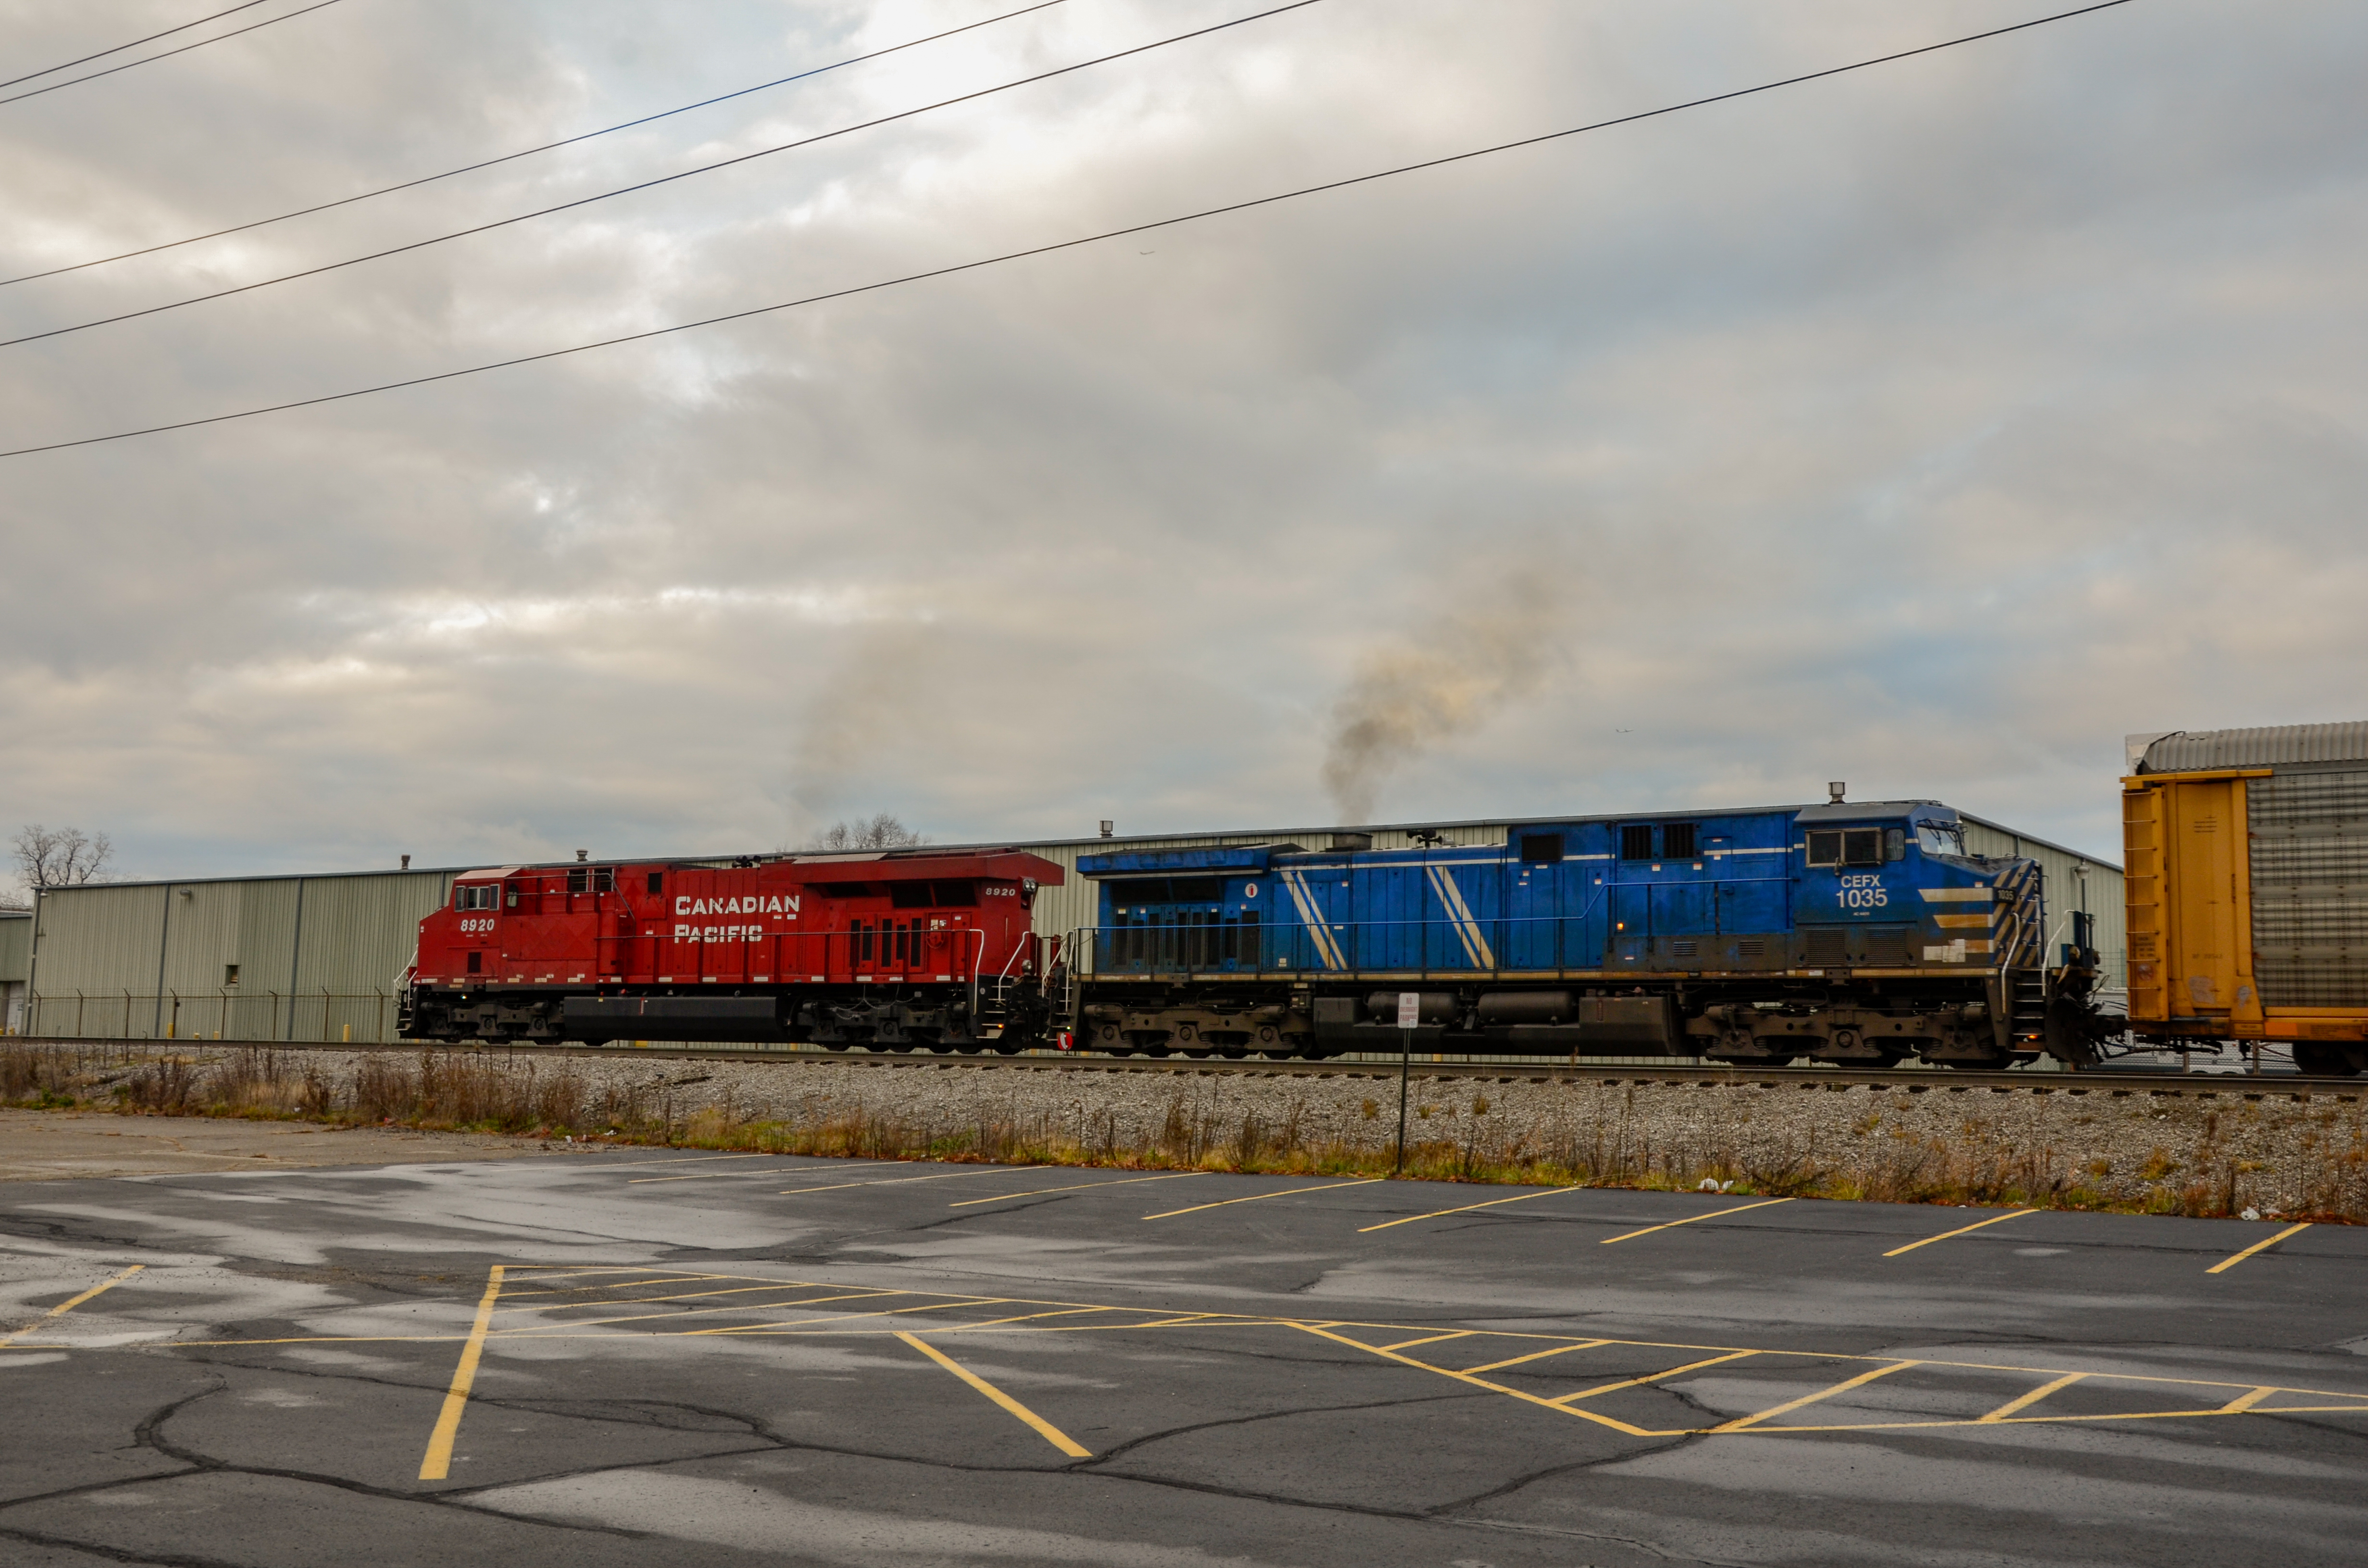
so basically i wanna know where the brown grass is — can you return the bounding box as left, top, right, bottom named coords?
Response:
left=5, top=1041, right=2363, bottom=1221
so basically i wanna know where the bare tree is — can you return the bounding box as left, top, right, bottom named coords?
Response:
left=806, top=813, right=925, bottom=852
left=13, top=825, right=115, bottom=891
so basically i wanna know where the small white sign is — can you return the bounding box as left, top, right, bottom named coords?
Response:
left=1396, top=992, right=1422, bottom=1029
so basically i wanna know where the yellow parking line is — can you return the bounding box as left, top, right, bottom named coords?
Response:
left=1883, top=1209, right=2034, bottom=1257
left=1357, top=1186, right=1579, bottom=1233
left=896, top=1331, right=1091, bottom=1457
left=600, top=1153, right=774, bottom=1174
left=1599, top=1197, right=1794, bottom=1245
left=505, top=1288, right=904, bottom=1334
left=0, top=1264, right=145, bottom=1349
left=630, top=1162, right=888, bottom=1186
left=2218, top=1384, right=2277, bottom=1413
left=948, top=1173, right=1203, bottom=1208
left=1462, top=1339, right=1611, bottom=1375
left=937, top=1307, right=1120, bottom=1333
left=499, top=1274, right=749, bottom=1302
left=1548, top=1350, right=1763, bottom=1407
left=1379, top=1330, right=1476, bottom=1353
left=1144, top=1177, right=1384, bottom=1219
left=419, top=1265, right=504, bottom=1481
left=781, top=1167, right=1036, bottom=1195
left=687, top=1297, right=1016, bottom=1336
left=1713, top=1360, right=1920, bottom=1432
left=1292, top=1322, right=1665, bottom=1436
left=2207, top=1222, right=2311, bottom=1275
left=1978, top=1371, right=2085, bottom=1422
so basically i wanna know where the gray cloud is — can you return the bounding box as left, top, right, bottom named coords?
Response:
left=1, top=0, right=2362, bottom=878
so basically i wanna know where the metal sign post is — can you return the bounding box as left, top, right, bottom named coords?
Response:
left=1394, top=991, right=1419, bottom=1176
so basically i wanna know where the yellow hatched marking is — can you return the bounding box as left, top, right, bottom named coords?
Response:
left=0, top=1264, right=144, bottom=1349
left=2218, top=1385, right=2278, bottom=1413
left=1145, top=1177, right=1384, bottom=1219
left=1463, top=1338, right=1612, bottom=1374
left=499, top=1273, right=740, bottom=1298
left=1979, top=1371, right=2085, bottom=1422
left=2207, top=1222, right=2311, bottom=1274
left=896, top=1331, right=1091, bottom=1457
left=685, top=1297, right=1017, bottom=1336
left=1358, top=1187, right=1579, bottom=1233
left=505, top=1288, right=905, bottom=1334
left=418, top=1265, right=503, bottom=1481
left=1380, top=1330, right=1476, bottom=1352
left=1600, top=1197, right=1793, bottom=1244
left=1713, top=1360, right=1919, bottom=1432
left=1548, top=1350, right=1763, bottom=1407
left=1293, top=1322, right=1666, bottom=1436
left=498, top=1279, right=825, bottom=1310
left=937, top=1307, right=1119, bottom=1333
left=950, top=1172, right=1203, bottom=1208
left=781, top=1167, right=1036, bottom=1195
left=1884, top=1209, right=2034, bottom=1256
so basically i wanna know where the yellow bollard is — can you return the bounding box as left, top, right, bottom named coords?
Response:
left=342, top=1024, right=352, bottom=1042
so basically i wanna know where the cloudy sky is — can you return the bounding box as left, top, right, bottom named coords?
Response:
left=2, top=0, right=2361, bottom=883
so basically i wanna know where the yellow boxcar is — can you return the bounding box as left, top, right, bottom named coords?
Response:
left=2123, top=723, right=2368, bottom=1074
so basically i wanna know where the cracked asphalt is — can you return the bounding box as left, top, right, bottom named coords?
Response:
left=2, top=1142, right=2365, bottom=1567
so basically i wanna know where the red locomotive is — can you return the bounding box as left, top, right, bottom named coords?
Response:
left=400, top=848, right=1064, bottom=1050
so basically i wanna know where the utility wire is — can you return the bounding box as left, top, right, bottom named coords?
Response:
left=0, top=0, right=347, bottom=110
left=0, top=0, right=2136, bottom=462
left=0, top=0, right=1325, bottom=349
left=2, top=0, right=285, bottom=89
left=0, top=0, right=1067, bottom=290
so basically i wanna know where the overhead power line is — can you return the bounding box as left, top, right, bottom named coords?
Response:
left=0, top=0, right=1068, bottom=290
left=0, top=0, right=2136, bottom=462
left=0, top=0, right=1326, bottom=350
left=0, top=0, right=347, bottom=110
left=1, top=0, right=285, bottom=89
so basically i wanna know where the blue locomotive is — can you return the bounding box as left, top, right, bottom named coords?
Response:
left=1070, top=794, right=2101, bottom=1069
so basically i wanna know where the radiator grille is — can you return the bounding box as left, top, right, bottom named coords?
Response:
left=1805, top=928, right=1848, bottom=967
left=1863, top=926, right=1912, bottom=967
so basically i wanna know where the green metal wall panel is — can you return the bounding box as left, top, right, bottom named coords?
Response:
left=0, top=912, right=30, bottom=984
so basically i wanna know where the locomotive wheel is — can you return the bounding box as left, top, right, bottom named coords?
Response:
left=2294, top=1042, right=2363, bottom=1077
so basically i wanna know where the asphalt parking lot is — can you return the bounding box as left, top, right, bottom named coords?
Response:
left=3, top=1135, right=2365, bottom=1567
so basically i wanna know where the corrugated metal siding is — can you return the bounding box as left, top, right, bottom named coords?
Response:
left=26, top=871, right=456, bottom=1042
left=1960, top=818, right=2126, bottom=987
left=26, top=883, right=171, bottom=1038
left=2139, top=723, right=2368, bottom=774
left=0, top=913, right=29, bottom=984
left=2247, top=768, right=2368, bottom=1007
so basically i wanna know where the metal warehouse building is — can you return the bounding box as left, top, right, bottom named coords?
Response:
left=12, top=804, right=2123, bottom=1047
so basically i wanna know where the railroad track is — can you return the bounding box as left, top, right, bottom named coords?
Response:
left=21, top=1036, right=2350, bottom=1097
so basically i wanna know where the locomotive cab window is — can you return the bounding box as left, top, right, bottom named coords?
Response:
left=455, top=884, right=497, bottom=911
left=1915, top=823, right=1968, bottom=858
left=1807, top=829, right=1884, bottom=867
left=1619, top=825, right=1655, bottom=861
left=1662, top=823, right=1698, bottom=860
left=1519, top=833, right=1564, bottom=865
